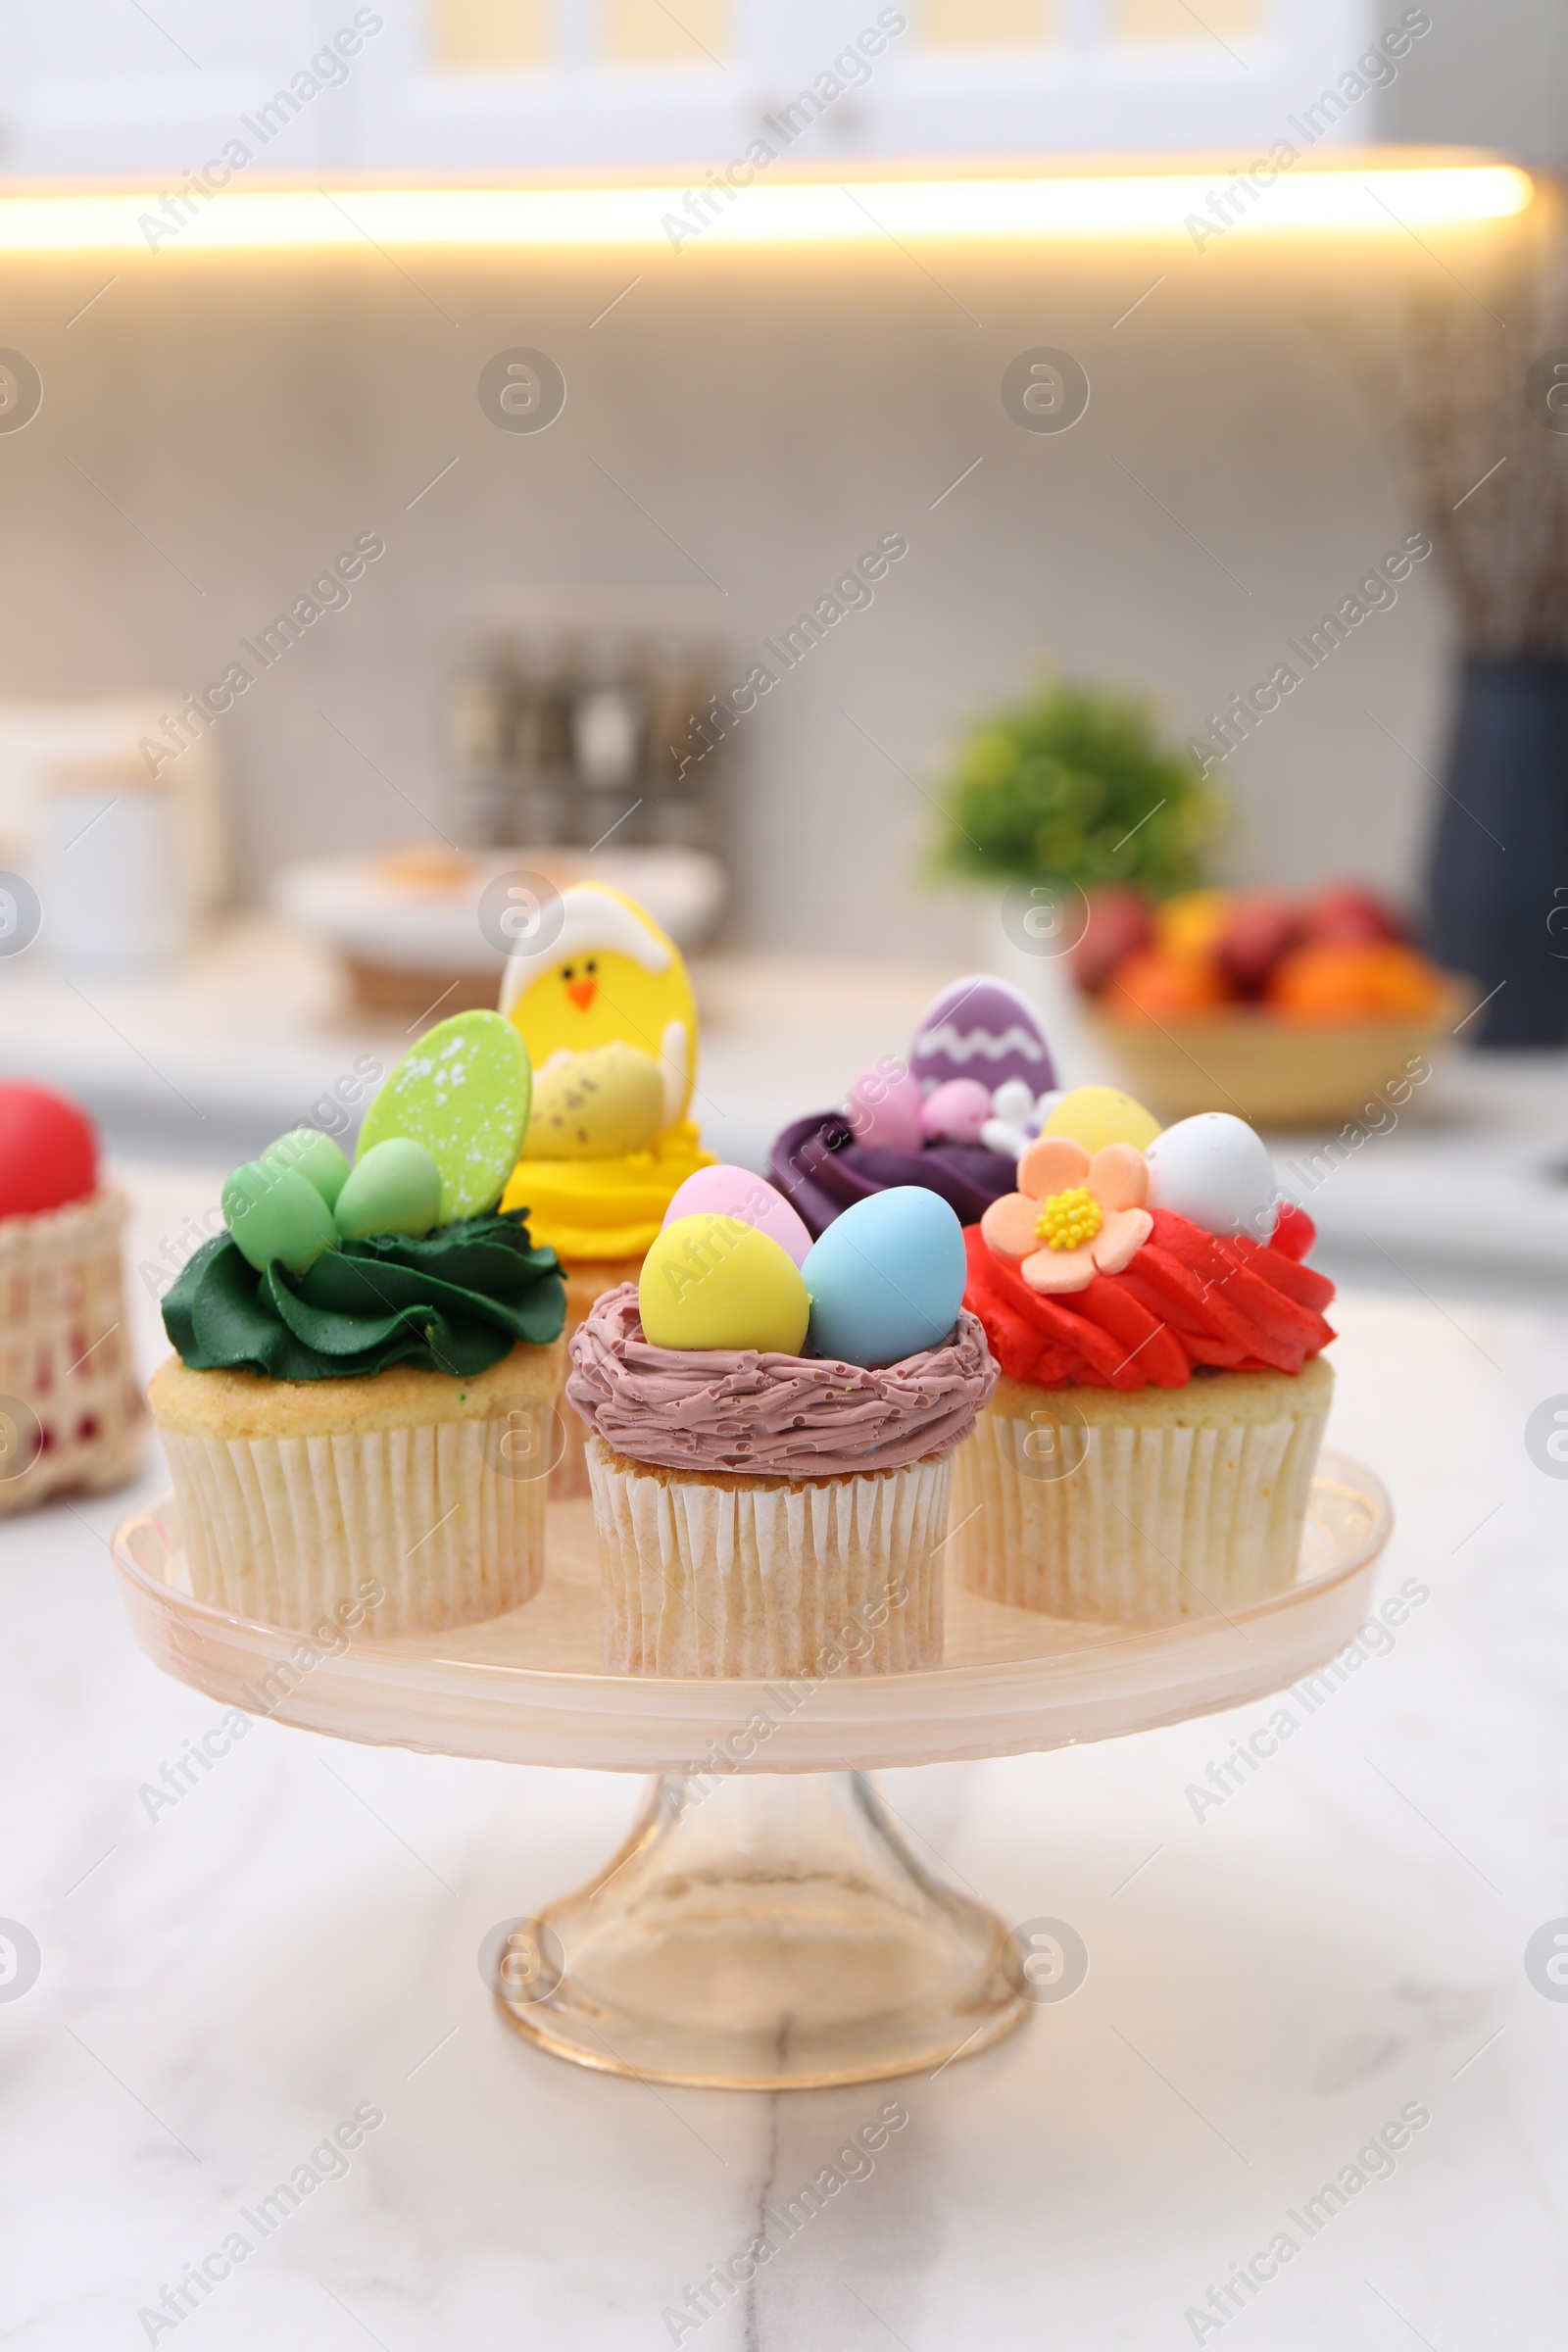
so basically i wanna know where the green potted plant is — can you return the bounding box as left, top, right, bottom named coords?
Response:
left=930, top=677, right=1223, bottom=1081
left=932, top=676, right=1220, bottom=899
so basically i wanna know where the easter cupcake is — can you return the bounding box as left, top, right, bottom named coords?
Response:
left=150, top=1012, right=566, bottom=1638
left=499, top=884, right=712, bottom=1499
left=769, top=974, right=1056, bottom=1240
left=953, top=1091, right=1335, bottom=1626
left=567, top=1179, right=996, bottom=1678
left=0, top=1081, right=144, bottom=1514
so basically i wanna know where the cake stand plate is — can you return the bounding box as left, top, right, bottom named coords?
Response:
left=112, top=1453, right=1391, bottom=2090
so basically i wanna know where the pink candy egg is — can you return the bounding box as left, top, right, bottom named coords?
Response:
left=662, top=1163, right=813, bottom=1268
left=918, top=1078, right=993, bottom=1146
left=846, top=1061, right=923, bottom=1152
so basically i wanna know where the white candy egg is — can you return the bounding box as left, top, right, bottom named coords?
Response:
left=990, top=1078, right=1036, bottom=1126
left=1145, top=1113, right=1279, bottom=1242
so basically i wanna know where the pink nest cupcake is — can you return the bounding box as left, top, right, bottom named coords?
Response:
left=567, top=1179, right=996, bottom=1678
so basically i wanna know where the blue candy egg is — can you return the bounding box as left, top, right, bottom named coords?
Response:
left=802, top=1187, right=967, bottom=1370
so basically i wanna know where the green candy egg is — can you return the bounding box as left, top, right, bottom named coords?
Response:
left=261, top=1127, right=351, bottom=1209
left=222, top=1160, right=339, bottom=1274
left=522, top=1041, right=666, bottom=1161
left=356, top=1009, right=531, bottom=1223
left=333, top=1139, right=443, bottom=1242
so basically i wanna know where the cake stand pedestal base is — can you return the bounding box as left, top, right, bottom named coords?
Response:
left=496, top=1770, right=1030, bottom=2090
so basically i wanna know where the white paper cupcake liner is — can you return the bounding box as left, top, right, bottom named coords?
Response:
left=162, top=1413, right=547, bottom=1639
left=585, top=1437, right=950, bottom=1678
left=950, top=1361, right=1332, bottom=1627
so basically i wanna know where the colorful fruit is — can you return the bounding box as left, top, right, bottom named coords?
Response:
left=1071, top=885, right=1152, bottom=996
left=1103, top=947, right=1233, bottom=1023
left=1266, top=941, right=1442, bottom=1024
left=1152, top=889, right=1235, bottom=965
left=1215, top=892, right=1303, bottom=997
left=1298, top=882, right=1407, bottom=948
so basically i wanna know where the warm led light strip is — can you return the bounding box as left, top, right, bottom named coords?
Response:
left=0, top=166, right=1531, bottom=252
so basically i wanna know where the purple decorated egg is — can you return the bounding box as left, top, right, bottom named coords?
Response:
left=918, top=1078, right=993, bottom=1146
left=846, top=1060, right=923, bottom=1152
left=909, top=974, right=1055, bottom=1100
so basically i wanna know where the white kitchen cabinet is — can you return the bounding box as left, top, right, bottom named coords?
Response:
left=0, top=0, right=1380, bottom=177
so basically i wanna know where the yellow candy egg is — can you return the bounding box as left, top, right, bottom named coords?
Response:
left=640, top=1214, right=809, bottom=1354
left=1041, top=1084, right=1161, bottom=1155
left=521, top=1041, right=666, bottom=1161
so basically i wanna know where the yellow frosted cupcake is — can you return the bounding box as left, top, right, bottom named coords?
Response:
left=499, top=883, right=712, bottom=1496
left=151, top=1011, right=565, bottom=1637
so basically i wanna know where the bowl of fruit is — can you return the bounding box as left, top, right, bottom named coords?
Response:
left=1074, top=881, right=1476, bottom=1126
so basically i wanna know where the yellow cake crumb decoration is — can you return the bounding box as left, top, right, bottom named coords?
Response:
left=1035, top=1187, right=1103, bottom=1251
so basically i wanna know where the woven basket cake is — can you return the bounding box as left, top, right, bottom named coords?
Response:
left=0, top=1190, right=145, bottom=1515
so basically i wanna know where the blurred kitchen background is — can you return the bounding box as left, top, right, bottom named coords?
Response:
left=2, top=0, right=1568, bottom=1298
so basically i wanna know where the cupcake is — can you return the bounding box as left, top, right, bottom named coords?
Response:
left=0, top=1081, right=144, bottom=1514
left=150, top=1011, right=565, bottom=1637
left=567, top=1178, right=996, bottom=1678
left=498, top=883, right=713, bottom=1498
left=769, top=973, right=1056, bottom=1240
left=954, top=1092, right=1335, bottom=1626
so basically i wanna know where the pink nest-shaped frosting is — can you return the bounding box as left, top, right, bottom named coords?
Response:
left=566, top=1284, right=997, bottom=1478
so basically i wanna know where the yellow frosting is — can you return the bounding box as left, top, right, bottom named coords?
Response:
left=502, top=1119, right=713, bottom=1262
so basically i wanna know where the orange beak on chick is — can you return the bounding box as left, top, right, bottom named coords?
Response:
left=565, top=976, right=598, bottom=1011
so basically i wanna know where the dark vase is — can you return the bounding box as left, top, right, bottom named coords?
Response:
left=1428, top=656, right=1568, bottom=1048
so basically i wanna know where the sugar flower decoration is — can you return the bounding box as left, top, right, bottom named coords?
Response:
left=979, top=1137, right=1152, bottom=1296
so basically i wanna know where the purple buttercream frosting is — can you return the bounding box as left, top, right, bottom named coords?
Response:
left=768, top=1110, right=1019, bottom=1241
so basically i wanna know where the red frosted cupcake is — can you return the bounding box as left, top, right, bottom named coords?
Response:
left=953, top=1090, right=1336, bottom=1626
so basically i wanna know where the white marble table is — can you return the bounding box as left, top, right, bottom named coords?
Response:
left=1, top=1163, right=1565, bottom=2349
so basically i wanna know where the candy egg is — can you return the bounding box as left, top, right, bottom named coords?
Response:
left=357, top=1009, right=531, bottom=1222
left=990, top=1078, right=1036, bottom=1127
left=1041, top=1085, right=1161, bottom=1155
left=1146, top=1113, right=1279, bottom=1242
left=918, top=1078, right=993, bottom=1146
left=222, top=1161, right=338, bottom=1275
left=662, top=1163, right=813, bottom=1269
left=261, top=1127, right=350, bottom=1210
left=802, top=1187, right=966, bottom=1370
left=640, top=1214, right=809, bottom=1353
left=847, top=1060, right=922, bottom=1152
left=0, top=1083, right=97, bottom=1218
left=910, top=975, right=1056, bottom=1099
left=521, top=1040, right=666, bottom=1161
left=333, top=1139, right=444, bottom=1241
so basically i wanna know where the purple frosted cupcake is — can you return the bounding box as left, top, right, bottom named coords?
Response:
left=769, top=975, right=1058, bottom=1240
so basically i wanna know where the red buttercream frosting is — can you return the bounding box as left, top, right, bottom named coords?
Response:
left=963, top=1200, right=1335, bottom=1392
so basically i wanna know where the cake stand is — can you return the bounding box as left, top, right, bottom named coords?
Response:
left=112, top=1453, right=1391, bottom=2091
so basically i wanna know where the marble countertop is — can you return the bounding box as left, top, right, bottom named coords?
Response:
left=2, top=1162, right=1566, bottom=2349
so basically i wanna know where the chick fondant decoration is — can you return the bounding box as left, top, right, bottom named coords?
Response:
left=499, top=884, right=712, bottom=1261
left=500, top=884, right=696, bottom=1130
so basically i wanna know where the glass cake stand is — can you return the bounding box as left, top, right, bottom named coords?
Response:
left=112, top=1453, right=1391, bottom=2091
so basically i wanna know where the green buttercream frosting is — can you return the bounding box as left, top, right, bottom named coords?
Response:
left=162, top=1207, right=564, bottom=1381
